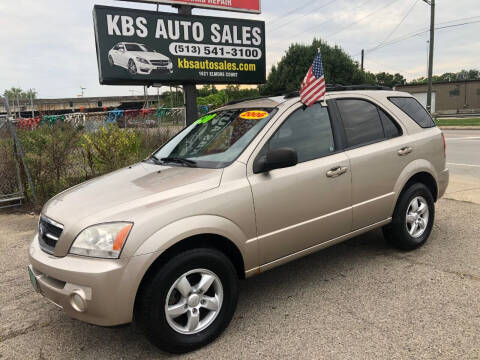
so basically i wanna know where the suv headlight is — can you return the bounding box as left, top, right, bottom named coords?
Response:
left=70, top=222, right=133, bottom=259
left=136, top=57, right=149, bottom=64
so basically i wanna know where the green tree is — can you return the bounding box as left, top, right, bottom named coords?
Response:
left=259, top=38, right=367, bottom=95
left=197, top=85, right=218, bottom=97
left=3, top=87, right=37, bottom=100
left=374, top=72, right=406, bottom=87
left=409, top=69, right=480, bottom=84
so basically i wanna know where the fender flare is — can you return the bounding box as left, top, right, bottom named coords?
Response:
left=390, top=159, right=439, bottom=214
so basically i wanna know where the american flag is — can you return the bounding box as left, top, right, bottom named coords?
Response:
left=300, top=51, right=326, bottom=107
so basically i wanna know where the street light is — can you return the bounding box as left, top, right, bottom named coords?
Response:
left=423, top=0, right=435, bottom=113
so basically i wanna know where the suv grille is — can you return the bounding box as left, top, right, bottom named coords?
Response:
left=150, top=60, right=169, bottom=67
left=38, top=216, right=63, bottom=254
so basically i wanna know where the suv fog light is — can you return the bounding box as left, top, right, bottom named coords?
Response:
left=70, top=290, right=87, bottom=312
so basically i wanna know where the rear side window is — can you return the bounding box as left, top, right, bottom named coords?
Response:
left=336, top=99, right=385, bottom=147
left=389, top=97, right=436, bottom=128
left=379, top=109, right=402, bottom=139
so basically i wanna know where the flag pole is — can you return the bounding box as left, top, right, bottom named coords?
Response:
left=318, top=47, right=328, bottom=108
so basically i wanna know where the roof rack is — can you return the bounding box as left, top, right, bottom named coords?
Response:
left=283, top=84, right=392, bottom=99
left=224, top=96, right=272, bottom=106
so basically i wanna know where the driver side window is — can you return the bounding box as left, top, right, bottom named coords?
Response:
left=260, top=103, right=335, bottom=164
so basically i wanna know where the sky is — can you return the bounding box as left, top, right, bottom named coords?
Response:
left=1, top=0, right=479, bottom=99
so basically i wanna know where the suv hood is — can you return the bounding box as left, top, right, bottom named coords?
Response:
left=42, top=162, right=222, bottom=255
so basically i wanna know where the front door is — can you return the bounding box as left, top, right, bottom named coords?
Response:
left=247, top=102, right=352, bottom=265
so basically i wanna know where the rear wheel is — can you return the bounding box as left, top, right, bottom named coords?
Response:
left=383, top=183, right=435, bottom=251
left=135, top=248, right=238, bottom=354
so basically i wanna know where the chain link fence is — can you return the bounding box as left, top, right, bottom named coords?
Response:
left=0, top=106, right=187, bottom=207
left=0, top=114, right=25, bottom=208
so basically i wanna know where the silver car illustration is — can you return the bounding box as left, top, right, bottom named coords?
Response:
left=108, top=42, right=173, bottom=75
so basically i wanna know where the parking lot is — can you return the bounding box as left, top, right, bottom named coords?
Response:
left=1, top=130, right=479, bottom=359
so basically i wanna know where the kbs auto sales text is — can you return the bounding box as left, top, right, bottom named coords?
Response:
left=106, top=15, right=262, bottom=46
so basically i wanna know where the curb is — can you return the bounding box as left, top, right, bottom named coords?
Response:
left=438, top=126, right=480, bottom=130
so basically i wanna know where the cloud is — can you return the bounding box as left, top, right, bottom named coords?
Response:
left=0, top=0, right=478, bottom=98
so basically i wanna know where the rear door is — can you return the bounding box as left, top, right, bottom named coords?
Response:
left=247, top=102, right=352, bottom=264
left=331, top=96, right=411, bottom=230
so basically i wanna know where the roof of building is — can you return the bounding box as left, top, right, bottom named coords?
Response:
left=397, top=79, right=480, bottom=87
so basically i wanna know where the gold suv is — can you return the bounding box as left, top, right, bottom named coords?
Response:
left=28, top=88, right=449, bottom=353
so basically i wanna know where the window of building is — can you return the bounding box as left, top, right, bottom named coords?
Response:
left=389, top=97, right=436, bottom=128
left=449, top=88, right=460, bottom=97
left=262, top=104, right=335, bottom=163
left=336, top=99, right=385, bottom=147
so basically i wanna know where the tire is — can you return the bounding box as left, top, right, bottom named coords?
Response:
left=108, top=55, right=114, bottom=66
left=135, top=248, right=238, bottom=354
left=383, top=183, right=435, bottom=251
left=128, top=59, right=137, bottom=75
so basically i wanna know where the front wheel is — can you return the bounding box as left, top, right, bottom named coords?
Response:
left=383, top=183, right=435, bottom=251
left=128, top=59, right=137, bottom=75
left=135, top=248, right=238, bottom=354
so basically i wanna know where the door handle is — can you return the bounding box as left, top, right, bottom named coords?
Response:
left=398, top=146, right=413, bottom=156
left=326, top=166, right=348, bottom=178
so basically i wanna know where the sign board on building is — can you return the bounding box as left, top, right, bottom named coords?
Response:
left=116, top=0, right=261, bottom=14
left=93, top=5, right=266, bottom=85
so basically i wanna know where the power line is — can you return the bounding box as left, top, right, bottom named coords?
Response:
left=328, top=0, right=402, bottom=38
left=268, top=0, right=375, bottom=47
left=267, top=0, right=337, bottom=32
left=366, top=18, right=480, bottom=53
left=370, top=0, right=419, bottom=53
left=267, top=0, right=315, bottom=25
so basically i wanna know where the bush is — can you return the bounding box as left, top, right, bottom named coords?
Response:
left=0, top=137, right=21, bottom=196
left=3, top=123, right=181, bottom=207
left=80, top=124, right=141, bottom=174
left=18, top=122, right=83, bottom=203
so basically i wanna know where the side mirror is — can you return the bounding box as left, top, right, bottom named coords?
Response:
left=254, top=147, right=298, bottom=174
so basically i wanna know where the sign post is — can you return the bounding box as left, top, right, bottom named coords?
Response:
left=177, top=5, right=197, bottom=125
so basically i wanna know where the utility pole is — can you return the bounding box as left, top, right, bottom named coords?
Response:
left=423, top=0, right=435, bottom=113
left=178, top=5, right=197, bottom=125
left=361, top=49, right=365, bottom=72
left=30, top=90, right=35, bottom=118
left=144, top=85, right=148, bottom=108
left=16, top=95, right=21, bottom=118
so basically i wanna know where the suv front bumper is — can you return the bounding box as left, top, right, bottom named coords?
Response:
left=28, top=234, right=150, bottom=326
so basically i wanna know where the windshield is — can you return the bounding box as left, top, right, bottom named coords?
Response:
left=152, top=108, right=277, bottom=168
left=125, top=44, right=151, bottom=52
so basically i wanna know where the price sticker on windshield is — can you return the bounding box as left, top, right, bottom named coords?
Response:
left=239, top=110, right=269, bottom=120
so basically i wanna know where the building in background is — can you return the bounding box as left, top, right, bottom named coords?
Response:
left=396, top=80, right=480, bottom=115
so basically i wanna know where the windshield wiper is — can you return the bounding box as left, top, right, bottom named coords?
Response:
left=160, top=157, right=197, bottom=168
left=143, top=155, right=163, bottom=165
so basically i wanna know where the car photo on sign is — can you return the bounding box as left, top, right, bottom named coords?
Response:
left=108, top=42, right=173, bottom=75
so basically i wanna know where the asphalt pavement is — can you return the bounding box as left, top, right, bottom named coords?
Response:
left=1, top=130, right=479, bottom=359
left=443, top=130, right=480, bottom=204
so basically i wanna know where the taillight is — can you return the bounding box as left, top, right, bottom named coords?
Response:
left=441, top=132, right=446, bottom=159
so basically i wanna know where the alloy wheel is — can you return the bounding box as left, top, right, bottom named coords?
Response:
left=405, top=196, right=429, bottom=238
left=165, top=269, right=223, bottom=335
left=128, top=59, right=137, bottom=74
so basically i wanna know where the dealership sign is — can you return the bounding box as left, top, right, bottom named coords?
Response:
left=93, top=5, right=265, bottom=85
left=116, top=0, right=261, bottom=14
